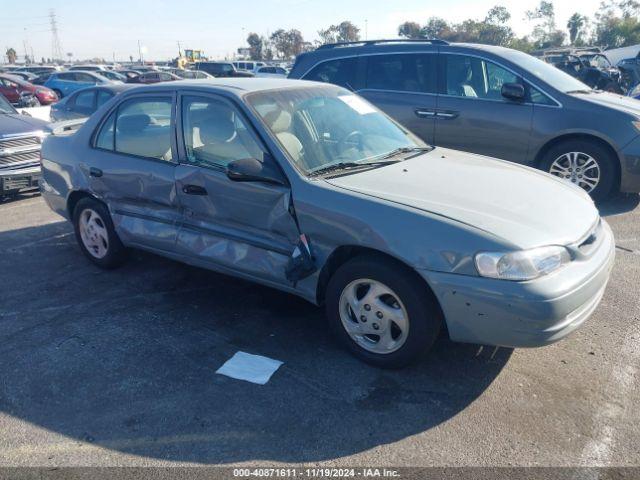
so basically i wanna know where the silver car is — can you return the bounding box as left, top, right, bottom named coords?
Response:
left=40, top=79, right=615, bottom=368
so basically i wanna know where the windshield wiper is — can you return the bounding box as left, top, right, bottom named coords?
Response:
left=308, top=160, right=400, bottom=177
left=378, top=146, right=433, bottom=160
left=566, top=89, right=594, bottom=94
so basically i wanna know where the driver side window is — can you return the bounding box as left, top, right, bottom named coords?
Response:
left=181, top=95, right=264, bottom=169
left=445, top=55, right=518, bottom=100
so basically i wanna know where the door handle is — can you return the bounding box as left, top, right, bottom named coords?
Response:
left=415, top=109, right=436, bottom=118
left=182, top=184, right=208, bottom=195
left=89, top=167, right=103, bottom=177
left=436, top=111, right=459, bottom=119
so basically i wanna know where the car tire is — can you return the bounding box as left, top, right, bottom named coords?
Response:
left=53, top=89, right=63, bottom=99
left=72, top=197, right=127, bottom=269
left=325, top=254, right=442, bottom=368
left=540, top=139, right=616, bottom=201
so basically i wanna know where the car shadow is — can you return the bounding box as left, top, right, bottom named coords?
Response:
left=0, top=221, right=512, bottom=464
left=597, top=192, right=640, bottom=217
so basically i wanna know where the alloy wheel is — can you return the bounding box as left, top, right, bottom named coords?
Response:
left=78, top=208, right=109, bottom=259
left=549, top=151, right=600, bottom=193
left=338, top=279, right=409, bottom=354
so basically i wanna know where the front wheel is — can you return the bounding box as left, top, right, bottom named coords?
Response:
left=325, top=255, right=442, bottom=368
left=540, top=140, right=616, bottom=201
left=72, top=197, right=127, bottom=269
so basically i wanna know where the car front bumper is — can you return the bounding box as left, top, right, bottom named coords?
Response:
left=420, top=220, right=616, bottom=348
left=0, top=165, right=41, bottom=195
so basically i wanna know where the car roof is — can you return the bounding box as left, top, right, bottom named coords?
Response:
left=118, top=78, right=325, bottom=97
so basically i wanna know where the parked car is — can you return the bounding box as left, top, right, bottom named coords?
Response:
left=0, top=74, right=58, bottom=105
left=0, top=93, right=49, bottom=198
left=538, top=48, right=626, bottom=93
left=289, top=39, right=640, bottom=200
left=96, top=70, right=127, bottom=82
left=116, top=69, right=143, bottom=82
left=233, top=61, right=267, bottom=74
left=6, top=71, right=39, bottom=82
left=69, top=64, right=109, bottom=72
left=40, top=79, right=614, bottom=367
left=128, top=71, right=182, bottom=84
left=628, top=83, right=640, bottom=100
left=170, top=68, right=213, bottom=79
left=50, top=84, right=134, bottom=122
left=43, top=71, right=115, bottom=99
left=14, top=65, right=62, bottom=76
left=193, top=62, right=254, bottom=78
left=255, top=66, right=289, bottom=78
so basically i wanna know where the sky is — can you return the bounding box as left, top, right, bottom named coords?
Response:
left=1, top=0, right=604, bottom=63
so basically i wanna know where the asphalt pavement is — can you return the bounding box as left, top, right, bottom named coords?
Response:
left=0, top=192, right=638, bottom=469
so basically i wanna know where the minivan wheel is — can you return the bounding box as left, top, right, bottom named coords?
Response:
left=541, top=140, right=616, bottom=201
left=72, top=197, right=127, bottom=269
left=325, top=254, right=442, bottom=368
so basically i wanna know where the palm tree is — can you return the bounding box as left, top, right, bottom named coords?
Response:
left=5, top=47, right=17, bottom=64
left=567, top=13, right=587, bottom=45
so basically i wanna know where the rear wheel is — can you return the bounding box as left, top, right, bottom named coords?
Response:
left=53, top=89, right=63, bottom=99
left=540, top=139, right=616, bottom=201
left=325, top=254, right=442, bottom=368
left=72, top=197, right=127, bottom=269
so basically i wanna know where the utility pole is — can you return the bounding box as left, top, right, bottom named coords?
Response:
left=365, top=19, right=368, bottom=40
left=49, top=9, right=63, bottom=62
left=177, top=41, right=182, bottom=57
left=138, top=40, right=143, bottom=64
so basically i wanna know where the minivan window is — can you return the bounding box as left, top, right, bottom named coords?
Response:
left=304, top=57, right=361, bottom=90
left=501, top=49, right=590, bottom=93
left=366, top=54, right=437, bottom=94
left=96, top=97, right=173, bottom=160
left=445, top=55, right=517, bottom=100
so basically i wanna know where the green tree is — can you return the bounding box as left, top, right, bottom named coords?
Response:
left=592, top=1, right=640, bottom=47
left=246, top=33, right=264, bottom=60
left=5, top=47, right=17, bottom=64
left=526, top=1, right=566, bottom=48
left=398, top=21, right=423, bottom=39
left=567, top=13, right=587, bottom=44
left=270, top=29, right=305, bottom=59
left=318, top=21, right=361, bottom=44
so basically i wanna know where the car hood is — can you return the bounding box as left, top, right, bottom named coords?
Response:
left=324, top=148, right=599, bottom=249
left=0, top=113, right=49, bottom=136
left=574, top=91, right=640, bottom=117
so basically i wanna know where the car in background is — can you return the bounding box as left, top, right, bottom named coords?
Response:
left=97, top=70, right=127, bottom=82
left=39, top=79, right=614, bottom=367
left=69, top=65, right=109, bottom=72
left=6, top=71, right=39, bottom=82
left=255, top=66, right=289, bottom=78
left=13, top=65, right=62, bottom=76
left=538, top=48, right=626, bottom=93
left=289, top=39, right=640, bottom=200
left=628, top=83, right=640, bottom=100
left=128, top=71, right=182, bottom=84
left=193, top=62, right=254, bottom=78
left=116, top=69, right=143, bottom=82
left=232, top=61, right=267, bottom=74
left=170, top=68, right=213, bottom=79
left=43, top=71, right=116, bottom=99
left=0, top=74, right=58, bottom=106
left=0, top=93, right=48, bottom=198
left=50, top=84, right=134, bottom=122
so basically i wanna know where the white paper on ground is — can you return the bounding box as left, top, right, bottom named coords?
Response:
left=216, top=351, right=283, bottom=385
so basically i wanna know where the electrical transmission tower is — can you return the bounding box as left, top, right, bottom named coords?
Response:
left=49, top=9, right=63, bottom=62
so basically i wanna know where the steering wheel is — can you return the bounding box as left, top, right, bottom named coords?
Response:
left=337, top=130, right=364, bottom=154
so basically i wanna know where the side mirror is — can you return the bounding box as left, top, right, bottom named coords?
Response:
left=226, top=156, right=286, bottom=186
left=501, top=82, right=525, bottom=101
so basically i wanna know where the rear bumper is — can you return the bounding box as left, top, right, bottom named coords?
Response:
left=620, top=135, right=640, bottom=193
left=0, top=165, right=41, bottom=194
left=420, top=221, right=616, bottom=348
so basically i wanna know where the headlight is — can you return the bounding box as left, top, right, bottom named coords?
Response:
left=475, top=246, right=571, bottom=281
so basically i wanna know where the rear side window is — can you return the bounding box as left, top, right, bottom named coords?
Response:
left=94, top=96, right=173, bottom=161
left=304, top=57, right=361, bottom=90
left=365, top=54, right=437, bottom=94
left=96, top=90, right=113, bottom=107
left=74, top=90, right=95, bottom=109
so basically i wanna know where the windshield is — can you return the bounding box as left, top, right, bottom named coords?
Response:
left=505, top=50, right=591, bottom=93
left=0, top=95, right=16, bottom=114
left=246, top=86, right=425, bottom=175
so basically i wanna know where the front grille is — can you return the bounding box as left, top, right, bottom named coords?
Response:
left=0, top=149, right=40, bottom=167
left=0, top=136, right=40, bottom=150
left=0, top=136, right=41, bottom=169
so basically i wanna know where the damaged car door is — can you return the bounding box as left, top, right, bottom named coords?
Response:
left=174, top=94, right=301, bottom=286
